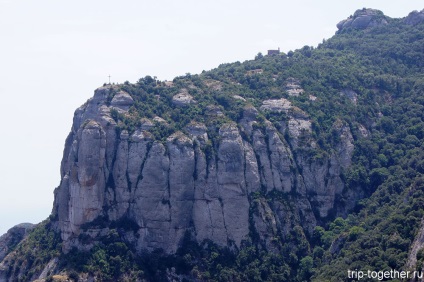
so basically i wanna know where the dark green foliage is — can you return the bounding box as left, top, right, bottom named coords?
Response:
left=64, top=229, right=142, bottom=281
left=313, top=176, right=424, bottom=281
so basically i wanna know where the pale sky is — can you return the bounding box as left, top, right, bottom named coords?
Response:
left=0, top=0, right=422, bottom=236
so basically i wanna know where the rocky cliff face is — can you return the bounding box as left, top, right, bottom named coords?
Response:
left=51, top=83, right=358, bottom=254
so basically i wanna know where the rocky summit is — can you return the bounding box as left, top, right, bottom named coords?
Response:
left=336, top=8, right=389, bottom=31
left=1, top=7, right=424, bottom=281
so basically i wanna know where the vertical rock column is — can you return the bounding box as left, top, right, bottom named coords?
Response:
left=62, top=120, right=107, bottom=243
left=167, top=133, right=196, bottom=251
left=133, top=142, right=171, bottom=251
left=217, top=123, right=250, bottom=247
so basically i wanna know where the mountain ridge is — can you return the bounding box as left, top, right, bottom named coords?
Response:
left=1, top=7, right=424, bottom=281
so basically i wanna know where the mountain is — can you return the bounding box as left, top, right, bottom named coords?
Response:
left=0, top=224, right=34, bottom=263
left=1, top=8, right=424, bottom=282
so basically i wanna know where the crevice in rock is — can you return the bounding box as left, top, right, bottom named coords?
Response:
left=218, top=197, right=228, bottom=241
left=166, top=145, right=172, bottom=222
left=134, top=141, right=152, bottom=191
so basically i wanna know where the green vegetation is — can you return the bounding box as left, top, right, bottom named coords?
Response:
left=2, top=220, right=61, bottom=282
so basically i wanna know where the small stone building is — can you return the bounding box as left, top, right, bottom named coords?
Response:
left=267, top=48, right=280, bottom=55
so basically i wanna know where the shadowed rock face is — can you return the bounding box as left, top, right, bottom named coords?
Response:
left=51, top=85, right=358, bottom=254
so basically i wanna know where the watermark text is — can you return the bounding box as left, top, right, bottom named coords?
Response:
left=348, top=269, right=424, bottom=280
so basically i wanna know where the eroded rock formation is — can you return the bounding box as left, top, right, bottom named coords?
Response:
left=337, top=8, right=389, bottom=32
left=51, top=85, right=358, bottom=254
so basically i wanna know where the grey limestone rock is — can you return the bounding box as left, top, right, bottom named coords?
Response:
left=404, top=9, right=424, bottom=26
left=337, top=8, right=388, bottom=31
left=286, top=78, right=304, bottom=97
left=260, top=98, right=292, bottom=113
left=185, top=122, right=208, bottom=144
left=140, top=118, right=154, bottom=130
left=153, top=116, right=168, bottom=124
left=50, top=85, right=359, bottom=255
left=172, top=89, right=196, bottom=106
left=232, top=95, right=246, bottom=101
left=406, top=218, right=424, bottom=269
left=110, top=90, right=134, bottom=111
left=357, top=124, right=369, bottom=138
left=205, top=105, right=224, bottom=116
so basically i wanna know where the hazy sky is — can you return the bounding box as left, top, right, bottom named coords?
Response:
left=0, top=1, right=422, bottom=236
